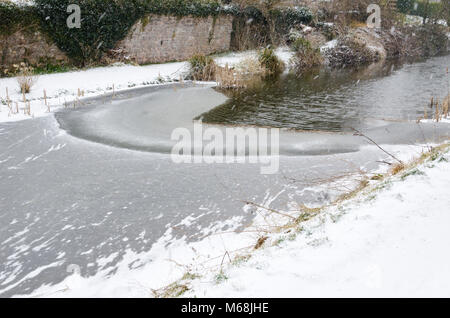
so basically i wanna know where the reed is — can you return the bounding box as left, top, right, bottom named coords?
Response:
left=6, top=87, right=11, bottom=112
left=43, top=89, right=50, bottom=113
left=188, top=54, right=216, bottom=82
left=419, top=94, right=450, bottom=122
left=16, top=64, right=36, bottom=94
left=216, top=57, right=266, bottom=89
left=443, top=95, right=449, bottom=119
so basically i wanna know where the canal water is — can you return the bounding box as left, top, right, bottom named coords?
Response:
left=0, top=54, right=449, bottom=297
left=202, top=55, right=449, bottom=131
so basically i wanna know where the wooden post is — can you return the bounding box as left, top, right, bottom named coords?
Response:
left=111, top=84, right=115, bottom=103
left=6, top=87, right=11, bottom=111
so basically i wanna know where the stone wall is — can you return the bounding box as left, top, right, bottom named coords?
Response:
left=116, top=14, right=234, bottom=64
left=0, top=14, right=234, bottom=73
left=1, top=30, right=68, bottom=73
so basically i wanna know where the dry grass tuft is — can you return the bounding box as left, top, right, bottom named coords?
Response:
left=188, top=54, right=216, bottom=82
left=153, top=282, right=189, bottom=298
left=216, top=57, right=266, bottom=89
left=215, top=64, right=242, bottom=88
left=418, top=94, right=450, bottom=123
left=390, top=163, right=406, bottom=175
left=254, top=236, right=268, bottom=250
left=442, top=95, right=449, bottom=119
left=16, top=63, right=36, bottom=94
left=188, top=54, right=266, bottom=89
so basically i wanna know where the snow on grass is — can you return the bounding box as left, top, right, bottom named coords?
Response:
left=420, top=118, right=450, bottom=124
left=185, top=145, right=450, bottom=298
left=0, top=62, right=189, bottom=123
left=320, top=39, right=338, bottom=52
left=214, top=47, right=294, bottom=69
left=0, top=48, right=294, bottom=123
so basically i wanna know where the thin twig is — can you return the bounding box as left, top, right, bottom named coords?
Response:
left=242, top=201, right=296, bottom=220
left=352, top=128, right=404, bottom=165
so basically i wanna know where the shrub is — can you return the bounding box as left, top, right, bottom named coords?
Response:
left=414, top=24, right=449, bottom=57
left=188, top=54, right=217, bottom=81
left=291, top=38, right=323, bottom=75
left=0, top=2, right=41, bottom=75
left=0, top=2, right=39, bottom=37
left=258, top=47, right=284, bottom=75
left=323, top=36, right=379, bottom=68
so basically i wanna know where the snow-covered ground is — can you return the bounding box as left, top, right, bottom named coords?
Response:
left=185, top=146, right=450, bottom=298
left=0, top=48, right=294, bottom=123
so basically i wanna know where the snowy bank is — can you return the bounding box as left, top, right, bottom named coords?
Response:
left=184, top=145, right=450, bottom=298
left=0, top=48, right=294, bottom=124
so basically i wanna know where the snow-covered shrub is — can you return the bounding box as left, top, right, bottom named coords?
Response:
left=322, top=35, right=380, bottom=68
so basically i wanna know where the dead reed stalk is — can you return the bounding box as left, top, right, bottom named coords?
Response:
left=16, top=63, right=36, bottom=94
left=6, top=87, right=11, bottom=112
left=423, top=94, right=450, bottom=122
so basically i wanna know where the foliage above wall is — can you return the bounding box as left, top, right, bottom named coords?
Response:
left=33, top=0, right=153, bottom=66
left=0, top=2, right=40, bottom=37
left=269, top=6, right=314, bottom=36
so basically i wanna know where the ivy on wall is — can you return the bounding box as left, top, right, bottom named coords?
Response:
left=0, top=3, right=40, bottom=37
left=269, top=6, right=314, bottom=36
left=34, top=0, right=149, bottom=66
